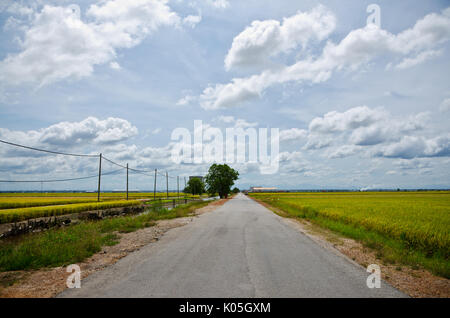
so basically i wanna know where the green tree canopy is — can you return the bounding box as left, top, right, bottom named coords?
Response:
left=184, top=177, right=205, bottom=195
left=204, top=164, right=239, bottom=198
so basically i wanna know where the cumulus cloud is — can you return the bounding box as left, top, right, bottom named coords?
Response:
left=0, top=117, right=138, bottom=152
left=206, top=0, right=229, bottom=9
left=348, top=111, right=428, bottom=146
left=109, top=61, right=121, bottom=70
left=395, top=49, right=442, bottom=69
left=393, top=158, right=433, bottom=170
left=303, top=135, right=332, bottom=150
left=297, top=105, right=435, bottom=160
left=176, top=94, right=196, bottom=106
left=327, top=145, right=361, bottom=159
left=199, top=7, right=450, bottom=109
left=440, top=98, right=450, bottom=112
left=374, top=135, right=450, bottom=159
left=224, top=5, right=336, bottom=71
left=279, top=128, right=308, bottom=142
left=309, top=106, right=386, bottom=134
left=0, top=0, right=190, bottom=86
left=183, top=13, right=202, bottom=28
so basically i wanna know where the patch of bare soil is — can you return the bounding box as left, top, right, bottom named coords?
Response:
left=0, top=198, right=228, bottom=298
left=253, top=197, right=450, bottom=298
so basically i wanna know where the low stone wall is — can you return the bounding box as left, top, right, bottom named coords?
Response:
left=0, top=204, right=147, bottom=239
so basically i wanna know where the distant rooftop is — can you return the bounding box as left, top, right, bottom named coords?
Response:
left=250, top=187, right=277, bottom=192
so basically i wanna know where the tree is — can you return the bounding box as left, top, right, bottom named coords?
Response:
left=232, top=187, right=240, bottom=194
left=204, top=164, right=239, bottom=199
left=184, top=177, right=205, bottom=195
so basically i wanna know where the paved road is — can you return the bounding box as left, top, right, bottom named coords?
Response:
left=59, top=193, right=405, bottom=297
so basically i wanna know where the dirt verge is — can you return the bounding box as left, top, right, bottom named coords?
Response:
left=0, top=198, right=228, bottom=298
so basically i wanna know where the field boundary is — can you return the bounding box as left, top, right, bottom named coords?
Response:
left=0, top=198, right=202, bottom=239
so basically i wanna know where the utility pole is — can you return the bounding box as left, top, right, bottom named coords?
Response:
left=166, top=171, right=169, bottom=199
left=126, top=163, right=129, bottom=200
left=154, top=169, right=157, bottom=200
left=97, top=153, right=102, bottom=202
left=177, top=176, right=179, bottom=200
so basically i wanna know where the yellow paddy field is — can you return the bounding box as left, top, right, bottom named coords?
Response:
left=250, top=191, right=450, bottom=278
left=0, top=192, right=198, bottom=224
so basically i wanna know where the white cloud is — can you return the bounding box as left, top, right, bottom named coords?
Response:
left=374, top=135, right=450, bottom=159
left=176, top=94, right=196, bottom=105
left=224, top=5, right=336, bottom=71
left=279, top=128, right=307, bottom=142
left=395, top=49, right=442, bottom=69
left=199, top=7, right=450, bottom=110
left=0, top=117, right=138, bottom=151
left=0, top=0, right=183, bottom=86
left=86, top=0, right=180, bottom=33
left=309, top=106, right=386, bottom=134
left=214, top=115, right=258, bottom=128
left=301, top=106, right=432, bottom=158
left=215, top=115, right=235, bottom=124
left=327, top=145, right=361, bottom=159
left=183, top=13, right=202, bottom=28
left=393, top=158, right=433, bottom=170
left=303, top=135, right=332, bottom=150
left=5, top=2, right=33, bottom=16
left=439, top=98, right=450, bottom=112
left=109, top=61, right=121, bottom=70
left=206, top=0, right=229, bottom=9
left=348, top=111, right=428, bottom=146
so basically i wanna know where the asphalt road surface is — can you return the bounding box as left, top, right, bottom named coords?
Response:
left=59, top=193, right=406, bottom=297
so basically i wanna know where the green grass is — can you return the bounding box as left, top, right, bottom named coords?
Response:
left=250, top=191, right=450, bottom=278
left=0, top=200, right=212, bottom=272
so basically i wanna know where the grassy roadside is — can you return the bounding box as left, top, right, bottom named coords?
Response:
left=0, top=200, right=212, bottom=272
left=250, top=195, right=449, bottom=279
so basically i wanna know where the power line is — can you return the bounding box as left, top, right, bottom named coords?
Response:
left=128, top=169, right=154, bottom=178
left=101, top=155, right=128, bottom=169
left=0, top=168, right=123, bottom=183
left=129, top=167, right=156, bottom=174
left=0, top=138, right=193, bottom=186
left=0, top=138, right=174, bottom=177
left=0, top=139, right=98, bottom=158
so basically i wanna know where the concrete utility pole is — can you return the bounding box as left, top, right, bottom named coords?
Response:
left=97, top=153, right=102, bottom=202
left=126, top=163, right=129, bottom=200
left=154, top=169, right=157, bottom=200
left=166, top=171, right=169, bottom=199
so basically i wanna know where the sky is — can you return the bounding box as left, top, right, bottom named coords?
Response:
left=0, top=0, right=449, bottom=191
